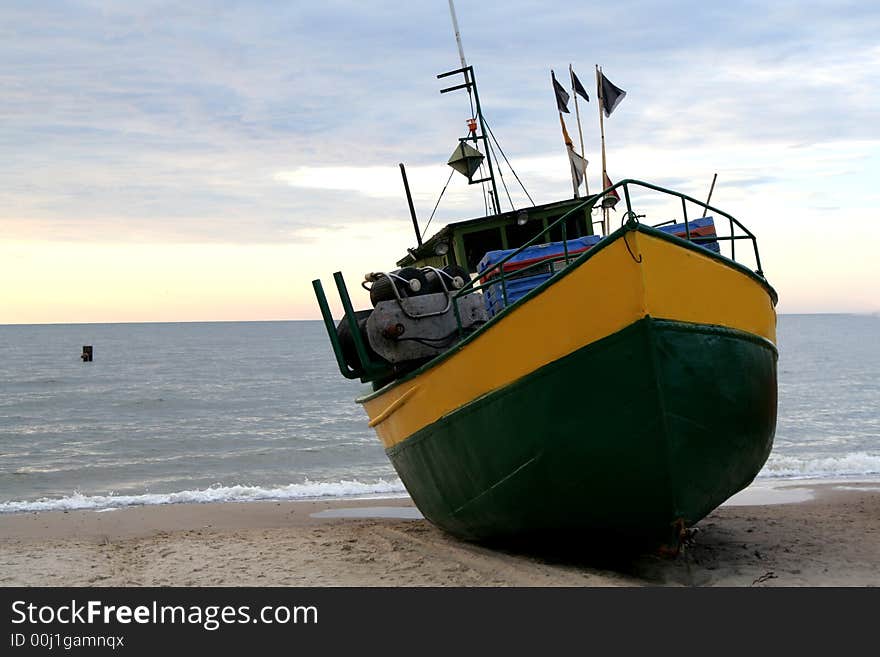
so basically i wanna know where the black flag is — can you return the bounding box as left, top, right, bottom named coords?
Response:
left=551, top=70, right=570, bottom=113
left=570, top=68, right=589, bottom=102
left=599, top=71, right=626, bottom=117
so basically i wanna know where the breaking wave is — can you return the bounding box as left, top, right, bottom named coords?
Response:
left=0, top=479, right=407, bottom=514
left=758, top=452, right=880, bottom=479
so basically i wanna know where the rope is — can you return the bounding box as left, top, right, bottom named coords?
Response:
left=486, top=132, right=515, bottom=212
left=421, top=168, right=456, bottom=241
left=623, top=231, right=643, bottom=263
left=479, top=161, right=489, bottom=216
left=396, top=321, right=486, bottom=347
left=483, top=117, right=535, bottom=206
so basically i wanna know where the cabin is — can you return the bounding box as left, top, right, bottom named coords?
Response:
left=396, top=197, right=596, bottom=274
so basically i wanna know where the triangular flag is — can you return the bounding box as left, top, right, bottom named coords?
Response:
left=570, top=68, right=589, bottom=102
left=551, top=70, right=570, bottom=113
left=560, top=114, right=574, bottom=148
left=602, top=171, right=621, bottom=208
left=598, top=71, right=626, bottom=117
left=569, top=150, right=588, bottom=188
left=560, top=115, right=587, bottom=189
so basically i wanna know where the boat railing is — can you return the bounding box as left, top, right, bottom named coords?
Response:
left=616, top=179, right=764, bottom=275
left=451, top=178, right=765, bottom=332
left=313, top=178, right=766, bottom=382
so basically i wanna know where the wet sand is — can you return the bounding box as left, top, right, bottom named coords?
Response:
left=0, top=481, right=877, bottom=586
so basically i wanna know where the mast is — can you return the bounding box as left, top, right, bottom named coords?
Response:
left=441, top=1, right=501, bottom=215
left=399, top=163, right=422, bottom=246
left=448, top=0, right=467, bottom=68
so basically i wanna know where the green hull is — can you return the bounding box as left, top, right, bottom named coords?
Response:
left=386, top=317, right=778, bottom=541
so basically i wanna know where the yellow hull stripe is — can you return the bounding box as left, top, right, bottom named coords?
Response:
left=638, top=233, right=777, bottom=343
left=361, top=230, right=776, bottom=449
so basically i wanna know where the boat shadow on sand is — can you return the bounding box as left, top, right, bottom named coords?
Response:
left=445, top=503, right=843, bottom=587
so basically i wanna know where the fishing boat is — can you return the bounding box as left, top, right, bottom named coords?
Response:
left=311, top=18, right=777, bottom=548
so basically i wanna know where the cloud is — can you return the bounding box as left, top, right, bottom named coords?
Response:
left=1, top=1, right=879, bottom=317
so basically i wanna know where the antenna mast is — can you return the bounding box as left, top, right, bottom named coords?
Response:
left=448, top=0, right=467, bottom=68
left=441, top=0, right=501, bottom=215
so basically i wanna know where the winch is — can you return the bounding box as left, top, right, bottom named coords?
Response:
left=336, top=265, right=487, bottom=378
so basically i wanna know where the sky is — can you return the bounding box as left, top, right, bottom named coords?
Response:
left=1, top=0, right=879, bottom=324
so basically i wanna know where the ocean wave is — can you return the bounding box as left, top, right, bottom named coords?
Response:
left=0, top=479, right=407, bottom=514
left=758, top=452, right=880, bottom=479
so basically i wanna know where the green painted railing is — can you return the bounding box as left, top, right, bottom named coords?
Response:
left=312, top=276, right=390, bottom=382
left=312, top=178, right=765, bottom=383
left=451, top=178, right=764, bottom=333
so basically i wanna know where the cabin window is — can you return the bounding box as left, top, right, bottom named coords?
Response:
left=463, top=227, right=504, bottom=272
left=548, top=214, right=585, bottom=242
left=504, top=220, right=547, bottom=251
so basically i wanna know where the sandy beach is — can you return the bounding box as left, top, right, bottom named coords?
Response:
left=1, top=481, right=877, bottom=587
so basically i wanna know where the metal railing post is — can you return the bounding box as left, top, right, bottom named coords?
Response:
left=312, top=279, right=359, bottom=379
left=333, top=272, right=375, bottom=376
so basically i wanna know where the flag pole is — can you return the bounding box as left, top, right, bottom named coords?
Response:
left=559, top=115, right=580, bottom=198
left=552, top=72, right=579, bottom=199
left=596, top=65, right=609, bottom=235
left=570, top=64, right=589, bottom=195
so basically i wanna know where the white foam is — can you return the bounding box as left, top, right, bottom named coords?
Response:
left=6, top=453, right=878, bottom=515
left=722, top=485, right=814, bottom=507
left=0, top=479, right=407, bottom=514
left=758, top=451, right=880, bottom=479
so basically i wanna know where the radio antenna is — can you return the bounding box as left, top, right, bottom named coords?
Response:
left=448, top=0, right=468, bottom=69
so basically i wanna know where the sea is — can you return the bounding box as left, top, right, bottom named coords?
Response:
left=0, top=314, right=878, bottom=514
